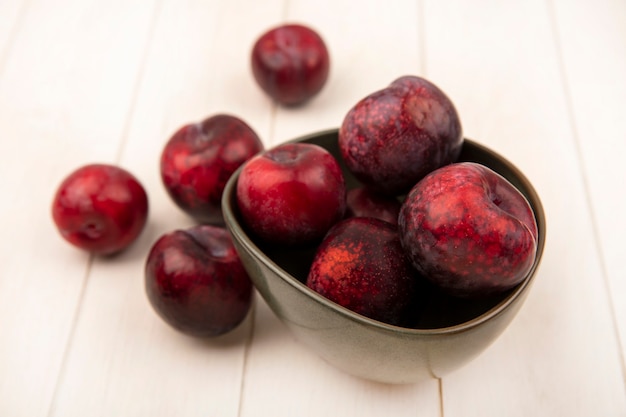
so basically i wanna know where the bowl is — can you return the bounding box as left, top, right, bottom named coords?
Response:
left=222, top=129, right=546, bottom=384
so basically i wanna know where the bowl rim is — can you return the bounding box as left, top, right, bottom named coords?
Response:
left=222, top=128, right=546, bottom=336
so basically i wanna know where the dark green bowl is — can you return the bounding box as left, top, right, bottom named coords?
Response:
left=222, top=129, right=546, bottom=384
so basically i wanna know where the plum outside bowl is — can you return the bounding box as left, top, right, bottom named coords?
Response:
left=222, top=129, right=546, bottom=384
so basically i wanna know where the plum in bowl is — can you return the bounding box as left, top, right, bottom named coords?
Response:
left=222, top=129, right=545, bottom=384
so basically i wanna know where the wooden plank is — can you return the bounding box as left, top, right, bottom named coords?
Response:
left=0, top=0, right=158, bottom=416
left=239, top=1, right=441, bottom=416
left=47, top=0, right=281, bottom=416
left=422, top=0, right=626, bottom=415
left=551, top=0, right=626, bottom=375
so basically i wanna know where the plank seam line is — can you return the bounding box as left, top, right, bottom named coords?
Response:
left=46, top=254, right=94, bottom=417
left=267, top=102, right=279, bottom=146
left=236, top=300, right=257, bottom=417
left=114, top=0, right=164, bottom=165
left=546, top=0, right=626, bottom=390
left=438, top=377, right=445, bottom=417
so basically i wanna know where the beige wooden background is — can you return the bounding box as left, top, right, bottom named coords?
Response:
left=1, top=0, right=625, bottom=415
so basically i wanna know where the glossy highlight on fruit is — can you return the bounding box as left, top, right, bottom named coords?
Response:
left=251, top=23, right=330, bottom=105
left=51, top=163, right=149, bottom=255
left=160, top=114, right=263, bottom=224
left=339, top=75, right=463, bottom=195
left=399, top=162, right=538, bottom=298
left=236, top=142, right=346, bottom=246
left=145, top=225, right=253, bottom=338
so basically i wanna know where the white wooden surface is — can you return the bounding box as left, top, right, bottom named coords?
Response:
left=1, top=0, right=625, bottom=415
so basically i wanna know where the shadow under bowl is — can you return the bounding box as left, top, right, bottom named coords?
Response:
left=222, top=129, right=546, bottom=384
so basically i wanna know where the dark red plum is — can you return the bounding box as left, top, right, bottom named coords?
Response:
left=306, top=217, right=419, bottom=326
left=160, top=114, right=263, bottom=225
left=339, top=75, right=463, bottom=196
left=398, top=162, right=538, bottom=298
left=251, top=24, right=330, bottom=106
left=236, top=143, right=346, bottom=246
left=145, top=225, right=253, bottom=338
left=345, top=186, right=401, bottom=225
left=51, top=163, right=149, bottom=255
